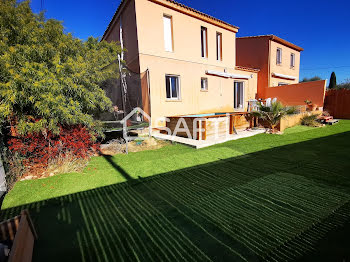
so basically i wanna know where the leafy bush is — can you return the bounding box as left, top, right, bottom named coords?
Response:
left=8, top=125, right=99, bottom=175
left=252, top=101, right=298, bottom=132
left=0, top=0, right=122, bottom=136
left=300, top=114, right=321, bottom=127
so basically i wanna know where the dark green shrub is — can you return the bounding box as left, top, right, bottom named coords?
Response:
left=329, top=72, right=337, bottom=89
left=300, top=114, right=321, bottom=127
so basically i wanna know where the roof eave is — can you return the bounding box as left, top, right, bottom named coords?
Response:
left=101, top=0, right=128, bottom=41
left=270, top=35, right=304, bottom=52
left=236, top=34, right=304, bottom=52
left=101, top=0, right=239, bottom=41
left=149, top=0, right=239, bottom=32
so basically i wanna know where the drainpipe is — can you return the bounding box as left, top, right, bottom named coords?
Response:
left=267, top=40, right=271, bottom=92
left=146, top=68, right=152, bottom=137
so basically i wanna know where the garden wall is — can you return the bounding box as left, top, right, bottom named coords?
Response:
left=258, top=111, right=323, bottom=132
left=264, top=80, right=327, bottom=107
left=324, top=89, right=350, bottom=119
left=279, top=111, right=323, bottom=132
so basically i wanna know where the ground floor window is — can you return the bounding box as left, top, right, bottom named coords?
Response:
left=201, top=77, right=208, bottom=91
left=166, top=75, right=180, bottom=100
left=234, top=81, right=244, bottom=109
left=278, top=82, right=288, bottom=86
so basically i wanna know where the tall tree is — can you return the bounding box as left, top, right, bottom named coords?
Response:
left=336, top=79, right=350, bottom=90
left=0, top=0, right=122, bottom=136
left=329, top=72, right=337, bottom=89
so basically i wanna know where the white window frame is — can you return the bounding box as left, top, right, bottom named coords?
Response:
left=290, top=53, right=295, bottom=68
left=276, top=48, right=282, bottom=65
left=165, top=75, right=181, bottom=100
left=201, top=26, right=208, bottom=58
left=201, top=77, right=208, bottom=91
left=234, top=81, right=245, bottom=109
left=216, top=32, right=222, bottom=61
left=163, top=15, right=173, bottom=52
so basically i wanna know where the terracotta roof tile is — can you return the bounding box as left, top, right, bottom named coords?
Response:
left=164, top=0, right=239, bottom=29
left=237, top=35, right=304, bottom=51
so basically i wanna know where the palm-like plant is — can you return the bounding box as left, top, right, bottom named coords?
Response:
left=252, top=101, right=297, bottom=132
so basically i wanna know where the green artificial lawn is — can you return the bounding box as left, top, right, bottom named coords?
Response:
left=1, top=121, right=350, bottom=261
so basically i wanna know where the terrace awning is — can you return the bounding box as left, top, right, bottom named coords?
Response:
left=206, top=70, right=252, bottom=79
left=272, top=72, right=296, bottom=80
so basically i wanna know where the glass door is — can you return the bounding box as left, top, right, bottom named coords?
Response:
left=234, top=81, right=244, bottom=109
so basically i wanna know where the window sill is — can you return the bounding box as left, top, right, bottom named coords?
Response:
left=166, top=99, right=182, bottom=102
left=200, top=89, right=208, bottom=92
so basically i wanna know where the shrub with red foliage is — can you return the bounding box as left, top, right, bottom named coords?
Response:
left=8, top=125, right=99, bottom=170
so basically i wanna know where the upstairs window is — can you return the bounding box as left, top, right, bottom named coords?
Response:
left=163, top=15, right=173, bottom=52
left=290, top=53, right=295, bottom=68
left=201, top=26, right=208, bottom=58
left=276, top=48, right=282, bottom=65
left=201, top=78, right=208, bottom=91
left=216, top=32, right=222, bottom=61
left=166, top=75, right=180, bottom=100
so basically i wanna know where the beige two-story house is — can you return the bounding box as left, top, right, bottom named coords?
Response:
left=102, top=0, right=259, bottom=127
left=236, top=35, right=303, bottom=99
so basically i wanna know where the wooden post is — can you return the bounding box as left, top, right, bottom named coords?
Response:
left=0, top=155, right=6, bottom=196
left=146, top=68, right=152, bottom=138
left=0, top=210, right=38, bottom=262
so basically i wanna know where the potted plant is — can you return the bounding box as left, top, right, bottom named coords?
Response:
left=304, top=100, right=313, bottom=111
left=135, top=109, right=142, bottom=122
left=252, top=101, right=297, bottom=133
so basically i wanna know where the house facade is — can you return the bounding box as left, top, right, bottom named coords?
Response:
left=236, top=35, right=303, bottom=99
left=102, top=0, right=258, bottom=127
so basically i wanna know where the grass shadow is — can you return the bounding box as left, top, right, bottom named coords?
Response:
left=101, top=153, right=134, bottom=181
left=1, top=132, right=350, bottom=261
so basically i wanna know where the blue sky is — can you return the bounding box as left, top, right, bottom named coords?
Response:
left=31, top=0, right=350, bottom=83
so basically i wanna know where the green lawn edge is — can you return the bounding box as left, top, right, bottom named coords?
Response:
left=2, top=121, right=350, bottom=210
